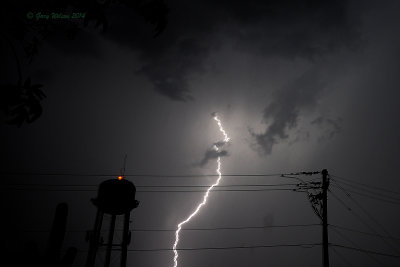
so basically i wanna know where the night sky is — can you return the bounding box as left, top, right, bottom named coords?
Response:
left=2, top=0, right=400, bottom=266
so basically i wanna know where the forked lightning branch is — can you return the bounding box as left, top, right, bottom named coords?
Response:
left=172, top=114, right=230, bottom=267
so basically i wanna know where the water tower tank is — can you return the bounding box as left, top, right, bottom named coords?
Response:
left=92, top=179, right=139, bottom=215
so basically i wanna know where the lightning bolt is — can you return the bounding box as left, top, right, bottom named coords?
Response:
left=172, top=114, right=230, bottom=267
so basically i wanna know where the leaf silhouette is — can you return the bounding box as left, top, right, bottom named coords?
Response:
left=2, top=77, right=46, bottom=126
left=136, top=0, right=169, bottom=36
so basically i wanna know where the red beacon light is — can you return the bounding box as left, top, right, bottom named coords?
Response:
left=118, top=176, right=123, bottom=180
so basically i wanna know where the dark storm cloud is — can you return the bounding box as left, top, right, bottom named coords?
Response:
left=311, top=116, right=343, bottom=141
left=199, top=149, right=228, bottom=167
left=223, top=0, right=359, bottom=59
left=97, top=0, right=358, bottom=100
left=250, top=69, right=325, bottom=154
left=103, top=3, right=213, bottom=101
left=136, top=37, right=209, bottom=101
left=5, top=0, right=359, bottom=102
left=213, top=140, right=227, bottom=149
left=76, top=0, right=359, bottom=157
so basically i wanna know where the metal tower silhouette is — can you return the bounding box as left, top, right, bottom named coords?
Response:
left=86, top=178, right=139, bottom=267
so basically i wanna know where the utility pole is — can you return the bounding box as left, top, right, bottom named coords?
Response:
left=322, top=169, right=329, bottom=267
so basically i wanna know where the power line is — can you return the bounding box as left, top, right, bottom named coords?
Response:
left=332, top=178, right=400, bottom=198
left=331, top=244, right=400, bottom=258
left=21, top=223, right=321, bottom=233
left=285, top=171, right=321, bottom=176
left=0, top=171, right=320, bottom=179
left=332, top=179, right=400, bottom=200
left=280, top=175, right=308, bottom=184
left=328, top=188, right=399, bottom=255
left=331, top=185, right=400, bottom=205
left=125, top=243, right=322, bottom=252
left=330, top=184, right=397, bottom=255
left=331, top=174, right=400, bottom=196
left=0, top=183, right=299, bottom=188
left=133, top=223, right=320, bottom=232
left=0, top=172, right=283, bottom=178
left=331, top=178, right=400, bottom=203
left=330, top=224, right=400, bottom=241
left=71, top=243, right=322, bottom=253
left=330, top=225, right=384, bottom=265
left=0, top=182, right=300, bottom=193
left=332, top=179, right=399, bottom=243
left=328, top=189, right=352, bottom=211
left=0, top=188, right=297, bottom=193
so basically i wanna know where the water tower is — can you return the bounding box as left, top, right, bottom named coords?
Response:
left=86, top=177, right=139, bottom=267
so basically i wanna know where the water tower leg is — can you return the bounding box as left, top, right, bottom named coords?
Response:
left=121, top=212, right=130, bottom=267
left=86, top=209, right=103, bottom=267
left=105, top=215, right=116, bottom=267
